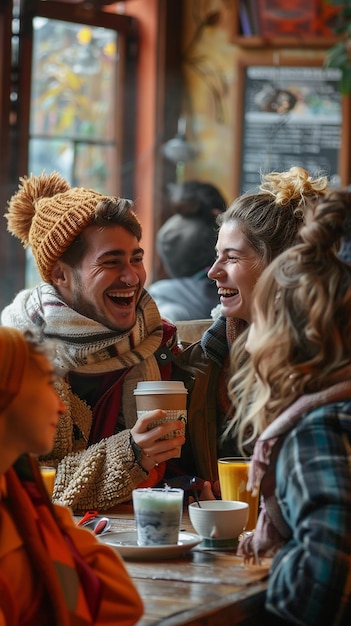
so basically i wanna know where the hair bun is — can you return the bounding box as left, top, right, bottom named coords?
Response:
left=298, top=189, right=351, bottom=253
left=259, top=166, right=328, bottom=210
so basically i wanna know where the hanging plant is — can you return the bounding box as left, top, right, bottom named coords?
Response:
left=325, top=0, right=351, bottom=94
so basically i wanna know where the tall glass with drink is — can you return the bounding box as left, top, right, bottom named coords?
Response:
left=217, top=457, right=259, bottom=531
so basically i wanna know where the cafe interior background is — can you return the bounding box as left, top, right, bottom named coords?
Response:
left=1, top=0, right=350, bottom=311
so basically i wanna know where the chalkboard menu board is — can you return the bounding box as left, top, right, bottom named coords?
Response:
left=240, top=66, right=342, bottom=193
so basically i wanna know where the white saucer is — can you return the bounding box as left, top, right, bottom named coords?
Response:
left=99, top=530, right=202, bottom=560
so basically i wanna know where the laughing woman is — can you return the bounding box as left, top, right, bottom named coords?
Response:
left=173, top=166, right=329, bottom=494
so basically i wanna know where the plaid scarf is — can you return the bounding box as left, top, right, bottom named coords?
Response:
left=238, top=367, right=351, bottom=564
left=201, top=315, right=247, bottom=367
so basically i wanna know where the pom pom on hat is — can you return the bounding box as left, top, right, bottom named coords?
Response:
left=5, top=171, right=109, bottom=283
left=5, top=171, right=71, bottom=246
left=0, top=327, right=30, bottom=412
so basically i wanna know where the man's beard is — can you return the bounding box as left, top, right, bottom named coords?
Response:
left=70, top=269, right=133, bottom=332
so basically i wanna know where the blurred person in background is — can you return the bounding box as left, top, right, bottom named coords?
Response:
left=148, top=181, right=227, bottom=322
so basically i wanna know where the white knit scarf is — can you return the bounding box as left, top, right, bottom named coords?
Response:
left=1, top=283, right=165, bottom=378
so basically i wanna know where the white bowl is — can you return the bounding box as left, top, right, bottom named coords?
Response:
left=188, top=500, right=249, bottom=540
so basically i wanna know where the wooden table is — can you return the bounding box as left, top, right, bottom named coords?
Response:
left=101, top=505, right=270, bottom=626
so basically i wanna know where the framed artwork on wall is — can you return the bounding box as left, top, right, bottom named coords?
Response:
left=233, top=56, right=350, bottom=194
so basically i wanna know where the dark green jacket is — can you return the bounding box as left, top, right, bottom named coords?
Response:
left=172, top=341, right=222, bottom=483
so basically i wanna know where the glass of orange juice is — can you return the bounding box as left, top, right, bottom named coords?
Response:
left=217, top=457, right=258, bottom=531
left=40, top=466, right=56, bottom=498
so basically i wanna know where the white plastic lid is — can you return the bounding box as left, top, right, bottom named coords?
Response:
left=133, top=381, right=187, bottom=395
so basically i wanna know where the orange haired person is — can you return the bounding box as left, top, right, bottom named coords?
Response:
left=0, top=327, right=143, bottom=626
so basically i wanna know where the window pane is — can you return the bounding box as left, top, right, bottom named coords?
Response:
left=27, top=18, right=120, bottom=286
left=29, top=17, right=119, bottom=190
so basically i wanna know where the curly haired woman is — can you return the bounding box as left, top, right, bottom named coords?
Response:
left=228, top=189, right=351, bottom=625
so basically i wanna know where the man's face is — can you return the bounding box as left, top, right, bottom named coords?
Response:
left=58, top=224, right=146, bottom=332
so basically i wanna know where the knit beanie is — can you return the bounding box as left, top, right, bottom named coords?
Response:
left=0, top=327, right=30, bottom=412
left=5, top=171, right=110, bottom=283
left=156, top=213, right=218, bottom=278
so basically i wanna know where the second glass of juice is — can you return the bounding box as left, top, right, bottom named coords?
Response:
left=217, top=457, right=258, bottom=531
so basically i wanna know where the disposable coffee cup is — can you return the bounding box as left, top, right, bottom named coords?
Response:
left=133, top=381, right=187, bottom=457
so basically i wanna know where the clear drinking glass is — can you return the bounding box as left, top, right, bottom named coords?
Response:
left=217, top=457, right=259, bottom=531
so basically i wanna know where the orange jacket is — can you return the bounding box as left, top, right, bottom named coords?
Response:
left=0, top=456, right=143, bottom=626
